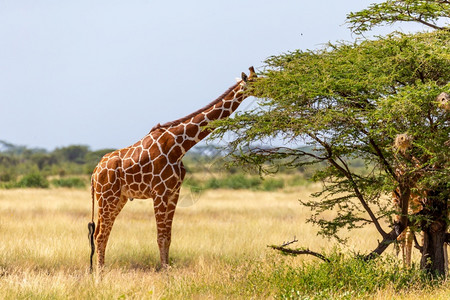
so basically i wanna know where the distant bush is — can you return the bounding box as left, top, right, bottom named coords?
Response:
left=16, top=173, right=49, bottom=188
left=51, top=177, right=86, bottom=189
left=260, top=178, right=284, bottom=191
left=205, top=174, right=260, bottom=190
left=201, top=174, right=284, bottom=191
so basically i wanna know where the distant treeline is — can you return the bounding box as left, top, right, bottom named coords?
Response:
left=0, top=140, right=115, bottom=182
left=0, top=140, right=364, bottom=190
left=0, top=141, right=235, bottom=183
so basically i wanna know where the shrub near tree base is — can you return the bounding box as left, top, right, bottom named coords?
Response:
left=246, top=252, right=441, bottom=299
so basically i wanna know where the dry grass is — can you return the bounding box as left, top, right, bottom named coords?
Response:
left=0, top=187, right=448, bottom=299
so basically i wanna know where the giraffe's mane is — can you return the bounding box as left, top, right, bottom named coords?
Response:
left=151, top=81, right=240, bottom=131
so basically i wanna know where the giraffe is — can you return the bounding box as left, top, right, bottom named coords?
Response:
left=88, top=67, right=257, bottom=273
left=392, top=133, right=424, bottom=267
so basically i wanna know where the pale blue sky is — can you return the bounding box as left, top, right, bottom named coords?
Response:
left=0, top=1, right=425, bottom=150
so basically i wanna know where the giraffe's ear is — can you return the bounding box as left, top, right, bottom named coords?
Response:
left=241, top=72, right=248, bottom=82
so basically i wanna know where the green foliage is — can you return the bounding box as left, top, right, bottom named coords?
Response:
left=347, top=0, right=450, bottom=33
left=211, top=29, right=450, bottom=262
left=16, top=173, right=49, bottom=188
left=246, top=252, right=439, bottom=299
left=51, top=177, right=86, bottom=189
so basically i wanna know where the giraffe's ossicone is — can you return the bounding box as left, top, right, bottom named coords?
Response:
left=88, top=67, right=257, bottom=273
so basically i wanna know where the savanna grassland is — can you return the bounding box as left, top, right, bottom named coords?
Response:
left=0, top=186, right=449, bottom=299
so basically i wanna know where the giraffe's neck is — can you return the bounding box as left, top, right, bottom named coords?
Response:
left=168, top=82, right=247, bottom=152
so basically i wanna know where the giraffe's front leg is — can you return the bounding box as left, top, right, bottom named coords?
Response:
left=153, top=190, right=180, bottom=268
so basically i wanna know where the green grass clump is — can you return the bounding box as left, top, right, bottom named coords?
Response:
left=15, top=173, right=49, bottom=188
left=51, top=177, right=86, bottom=189
left=183, top=174, right=285, bottom=191
left=245, top=252, right=438, bottom=299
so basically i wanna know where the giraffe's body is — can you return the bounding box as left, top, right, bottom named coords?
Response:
left=89, top=67, right=256, bottom=273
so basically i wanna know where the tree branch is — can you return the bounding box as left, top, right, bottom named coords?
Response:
left=268, top=239, right=330, bottom=262
left=362, top=135, right=398, bottom=182
left=365, top=228, right=404, bottom=260
left=413, top=18, right=445, bottom=31
left=308, top=134, right=389, bottom=238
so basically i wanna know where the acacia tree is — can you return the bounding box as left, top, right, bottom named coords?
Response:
left=212, top=1, right=450, bottom=276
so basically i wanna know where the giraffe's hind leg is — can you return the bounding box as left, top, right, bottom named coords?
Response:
left=404, top=227, right=414, bottom=267
left=95, top=194, right=128, bottom=274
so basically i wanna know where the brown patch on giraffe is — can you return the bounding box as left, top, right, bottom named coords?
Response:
left=168, top=145, right=183, bottom=158
left=141, top=162, right=153, bottom=175
left=182, top=140, right=196, bottom=151
left=150, top=144, right=161, bottom=158
left=152, top=181, right=165, bottom=194
left=166, top=210, right=176, bottom=221
left=139, top=182, right=147, bottom=191
left=129, top=183, right=139, bottom=191
left=97, top=170, right=108, bottom=184
left=134, top=173, right=142, bottom=182
left=151, top=175, right=162, bottom=186
left=102, top=190, right=114, bottom=199
left=197, top=131, right=210, bottom=141
left=139, top=152, right=150, bottom=166
left=126, top=162, right=142, bottom=174
left=160, top=165, right=173, bottom=179
left=191, top=116, right=209, bottom=128
left=153, top=156, right=168, bottom=173
left=141, top=136, right=153, bottom=148
left=164, top=176, right=178, bottom=189
left=176, top=135, right=184, bottom=144
left=223, top=90, right=236, bottom=100
left=206, top=108, right=221, bottom=120
left=126, top=174, right=134, bottom=183
left=192, top=114, right=206, bottom=124
left=231, top=101, right=241, bottom=111
left=120, top=147, right=132, bottom=158
left=131, top=147, right=142, bottom=163
left=223, top=101, right=232, bottom=109
left=142, top=173, right=152, bottom=183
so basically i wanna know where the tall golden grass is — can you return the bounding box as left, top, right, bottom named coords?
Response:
left=0, top=187, right=448, bottom=299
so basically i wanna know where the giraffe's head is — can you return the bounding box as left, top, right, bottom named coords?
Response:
left=436, top=92, right=450, bottom=112
left=238, top=66, right=257, bottom=87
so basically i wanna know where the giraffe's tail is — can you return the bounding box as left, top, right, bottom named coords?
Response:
left=88, top=178, right=96, bottom=273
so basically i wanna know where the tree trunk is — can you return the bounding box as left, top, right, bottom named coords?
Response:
left=420, top=222, right=447, bottom=276
left=419, top=187, right=448, bottom=277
